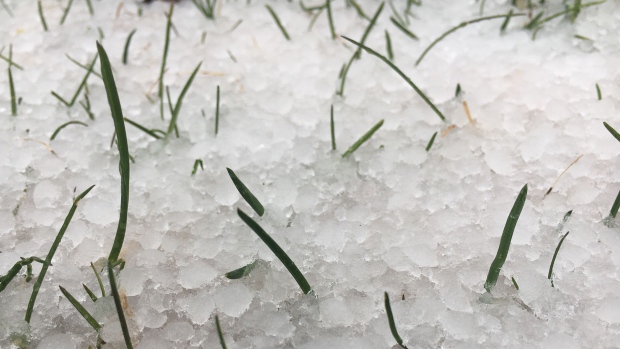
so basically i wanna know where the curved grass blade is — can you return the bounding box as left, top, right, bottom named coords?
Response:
left=265, top=5, right=290, bottom=40
left=108, top=261, right=134, bottom=349
left=237, top=209, right=311, bottom=294
left=548, top=231, right=569, bottom=287
left=342, top=119, right=384, bottom=158
left=166, top=62, right=202, bottom=138
left=425, top=131, right=437, bottom=152
left=330, top=105, right=336, bottom=150
left=215, top=315, right=227, bottom=349
left=59, top=286, right=101, bottom=331
left=384, top=292, right=408, bottom=349
left=90, top=262, right=106, bottom=297
left=225, top=260, right=257, bottom=279
left=25, top=185, right=95, bottom=323
left=484, top=184, right=527, bottom=293
left=97, top=41, right=130, bottom=264
left=122, top=29, right=137, bottom=65
left=596, top=83, right=602, bottom=100
left=227, top=168, right=265, bottom=216
left=0, top=257, right=47, bottom=293
left=50, top=120, right=88, bottom=140
left=604, top=122, right=620, bottom=143
left=342, top=36, right=446, bottom=122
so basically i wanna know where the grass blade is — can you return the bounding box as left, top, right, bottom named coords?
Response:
left=425, top=131, right=437, bottom=152
left=237, top=209, right=312, bottom=294
left=326, top=0, right=336, bottom=39
left=342, top=36, right=446, bottom=122
left=50, top=120, right=88, bottom=140
left=604, top=122, right=620, bottom=143
left=91, top=262, right=106, bottom=297
left=60, top=0, right=74, bottom=25
left=8, top=66, right=16, bottom=116
left=82, top=284, right=98, bottom=302
left=596, top=83, right=602, bottom=100
left=215, top=315, right=227, bottom=349
left=192, top=159, right=204, bottom=175
left=59, top=286, right=101, bottom=331
left=548, top=231, right=569, bottom=287
left=215, top=85, right=220, bottom=135
left=0, top=257, right=47, bottom=293
left=108, top=261, right=134, bottom=349
left=511, top=276, right=519, bottom=290
left=390, top=17, right=418, bottom=40
left=159, top=4, right=173, bottom=120
left=37, top=1, right=48, bottom=31
left=51, top=54, right=99, bottom=107
left=385, top=30, right=394, bottom=61
left=65, top=54, right=102, bottom=79
left=124, top=117, right=162, bottom=140
left=25, top=185, right=95, bottom=323
left=225, top=260, right=257, bottom=279
left=342, top=119, right=384, bottom=158
left=166, top=62, right=202, bottom=138
left=500, top=9, right=513, bottom=32
left=484, top=184, right=528, bottom=293
left=122, top=29, right=137, bottom=65
left=97, top=42, right=130, bottom=264
left=265, top=5, right=291, bottom=40
left=609, top=189, right=620, bottom=219
left=384, top=292, right=408, bottom=349
left=330, top=105, right=336, bottom=150
left=227, top=168, right=265, bottom=216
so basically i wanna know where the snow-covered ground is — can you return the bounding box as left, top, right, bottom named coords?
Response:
left=1, top=0, right=620, bottom=348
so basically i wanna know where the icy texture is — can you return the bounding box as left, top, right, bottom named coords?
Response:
left=1, top=0, right=620, bottom=348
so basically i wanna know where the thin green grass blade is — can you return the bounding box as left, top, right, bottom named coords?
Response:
left=85, top=0, right=94, bottom=16
left=484, top=184, right=528, bottom=293
left=192, top=159, right=204, bottom=175
left=237, top=209, right=312, bottom=294
left=65, top=54, right=102, bottom=79
left=342, top=36, right=446, bottom=122
left=604, top=122, right=620, bottom=143
left=500, top=9, right=513, bottom=32
left=97, top=42, right=130, bottom=264
left=330, top=105, right=336, bottom=150
left=166, top=62, right=202, bottom=137
left=265, top=5, right=291, bottom=40
left=390, top=17, right=418, bottom=40
left=349, top=0, right=370, bottom=20
left=225, top=260, right=257, bottom=279
left=37, top=1, right=48, bottom=31
left=215, top=85, right=220, bottom=135
left=8, top=66, right=16, bottom=116
left=50, top=120, right=88, bottom=140
left=511, top=276, right=519, bottom=290
left=124, top=117, right=162, bottom=140
left=425, top=131, right=437, bottom=152
left=609, top=189, right=620, bottom=219
left=215, top=315, right=227, bottom=349
left=384, top=292, right=407, bottom=348
left=455, top=83, right=462, bottom=97
left=159, top=4, right=173, bottom=120
left=548, top=231, right=570, bottom=287
left=122, top=29, right=137, bottom=65
left=227, top=168, right=265, bottom=216
left=342, top=119, right=384, bottom=158
left=60, top=0, right=74, bottom=25
left=90, top=262, right=105, bottom=297
left=385, top=30, right=394, bottom=61
left=596, top=83, right=602, bottom=100
left=326, top=0, right=336, bottom=39
left=25, top=185, right=95, bottom=323
left=533, top=0, right=604, bottom=29
left=0, top=257, right=47, bottom=293
left=525, top=11, right=544, bottom=30
left=108, top=261, right=134, bottom=349
left=51, top=54, right=98, bottom=107
left=59, top=286, right=101, bottom=331
left=82, top=284, right=98, bottom=302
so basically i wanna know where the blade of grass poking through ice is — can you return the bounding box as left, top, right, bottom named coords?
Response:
left=603, top=122, right=620, bottom=143
left=159, top=4, right=173, bottom=120
left=166, top=62, right=202, bottom=138
left=548, top=231, right=570, bottom=287
left=524, top=11, right=544, bottom=30
left=50, top=120, right=88, bottom=140
left=59, top=286, right=101, bottom=331
left=342, top=36, right=447, bottom=122
left=511, top=276, right=519, bottom=290
left=425, top=131, right=437, bottom=152
left=596, top=83, right=602, bottom=100
left=91, top=262, right=106, bottom=297
left=500, top=9, right=514, bottom=32
left=25, top=185, right=95, bottom=323
left=415, top=12, right=526, bottom=66
left=215, top=315, right=227, bottom=349
left=215, top=85, right=220, bottom=135
left=60, top=0, right=74, bottom=25
left=66, top=54, right=102, bottom=79
left=385, top=30, right=394, bottom=61
left=37, top=1, right=48, bottom=31
left=227, top=168, right=265, bottom=216
left=337, top=2, right=384, bottom=96
left=225, top=260, right=258, bottom=279
left=330, top=105, right=336, bottom=150
left=326, top=0, right=336, bottom=39
left=97, top=42, right=130, bottom=264
left=609, top=190, right=620, bottom=219
left=192, top=159, right=204, bottom=175
left=85, top=0, right=94, bottom=16
left=8, top=65, right=16, bottom=116
left=384, top=292, right=408, bottom=349
left=122, top=29, right=137, bottom=65
left=349, top=0, right=370, bottom=20
left=108, top=261, right=134, bottom=349
left=455, top=83, right=462, bottom=97
left=342, top=119, right=384, bottom=158
left=390, top=17, right=418, bottom=40
left=532, top=0, right=604, bottom=30
left=51, top=54, right=99, bottom=107
left=237, top=209, right=312, bottom=294
left=265, top=5, right=290, bottom=40
left=0, top=257, right=47, bottom=293
left=82, top=284, right=98, bottom=302
left=484, top=184, right=527, bottom=293
left=124, top=117, right=163, bottom=140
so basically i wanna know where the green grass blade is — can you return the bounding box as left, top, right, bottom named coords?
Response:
left=227, top=168, right=265, bottom=216
left=159, top=4, right=173, bottom=120
left=349, top=0, right=370, bottom=20
left=548, top=231, right=569, bottom=287
left=25, top=185, right=95, bottom=323
left=455, top=83, right=462, bottom=97
left=237, top=209, right=312, bottom=294
left=0, top=257, right=47, bottom=293
left=215, top=85, right=220, bottom=135
left=425, top=131, right=437, bottom=152
left=65, top=54, right=102, bottom=79
left=37, top=1, right=48, bottom=31
left=122, top=29, right=137, bottom=65
left=330, top=105, right=336, bottom=150
left=384, top=292, right=407, bottom=348
left=342, top=119, right=384, bottom=158
left=500, top=9, right=513, bottom=32
left=385, top=30, right=394, bottom=61
left=85, top=0, right=94, bottom=16
left=225, top=260, right=257, bottom=279
left=604, top=122, right=620, bottom=143
left=51, top=54, right=98, bottom=107
left=60, top=0, right=74, bottom=25
left=325, top=0, right=336, bottom=39
left=484, top=184, right=527, bottom=293
left=108, top=261, right=134, bottom=349
left=50, top=120, right=88, bottom=140
left=342, top=36, right=446, bottom=122
left=59, top=286, right=101, bottom=331
left=609, top=189, right=620, bottom=219
left=215, top=315, right=227, bottom=349
left=97, top=42, right=130, bottom=264
left=511, top=276, right=519, bottom=290
left=596, top=83, right=602, bottom=100
left=90, top=262, right=106, bottom=297
left=265, top=5, right=291, bottom=40
left=192, top=159, right=204, bottom=175
left=390, top=17, right=418, bottom=40
left=82, top=284, right=98, bottom=302
left=8, top=66, right=16, bottom=116
left=533, top=0, right=604, bottom=29
left=524, top=11, right=544, bottom=30
left=166, top=62, right=202, bottom=138
left=124, top=117, right=162, bottom=140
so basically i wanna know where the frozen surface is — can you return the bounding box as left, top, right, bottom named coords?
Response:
left=1, top=0, right=620, bottom=348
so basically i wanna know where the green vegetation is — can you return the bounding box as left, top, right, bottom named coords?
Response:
left=342, top=119, right=384, bottom=158
left=227, top=168, right=265, bottom=216
left=59, top=286, right=101, bottom=331
left=266, top=5, right=291, bottom=40
left=225, top=260, right=257, bottom=279
left=108, top=261, right=134, bottom=349
left=50, top=120, right=88, bottom=140
left=425, top=132, right=438, bottom=152
left=384, top=292, right=408, bottom=349
left=548, top=231, right=570, bottom=287
left=122, top=29, right=137, bottom=65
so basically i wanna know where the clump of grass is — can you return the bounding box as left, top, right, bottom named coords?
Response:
left=548, top=231, right=570, bottom=287
left=52, top=54, right=99, bottom=107
left=330, top=105, right=336, bottom=150
left=342, top=119, right=384, bottom=158
left=484, top=184, right=528, bottom=293
left=59, top=286, right=101, bottom=331
left=97, top=42, right=130, bottom=264
left=342, top=36, right=447, bottom=122
left=266, top=5, right=291, bottom=40
left=192, top=159, right=204, bottom=175
left=0, top=257, right=48, bottom=293
left=192, top=0, right=217, bottom=20
left=596, top=83, right=602, bottom=100
left=25, top=185, right=95, bottom=323
left=385, top=30, right=394, bottom=61
left=425, top=132, right=437, bottom=152
left=237, top=209, right=312, bottom=294
left=215, top=315, right=227, bottom=349
left=107, top=261, right=134, bottom=349
left=50, top=120, right=88, bottom=140
left=37, top=1, right=48, bottom=31
left=225, top=260, right=257, bottom=279
left=384, top=292, right=408, bottom=349
left=227, top=168, right=265, bottom=216
left=122, top=29, right=137, bottom=65
left=60, top=0, right=74, bottom=25
left=165, top=62, right=203, bottom=138
left=215, top=85, right=220, bottom=135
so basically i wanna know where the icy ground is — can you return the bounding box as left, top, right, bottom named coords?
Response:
left=1, top=0, right=620, bottom=348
